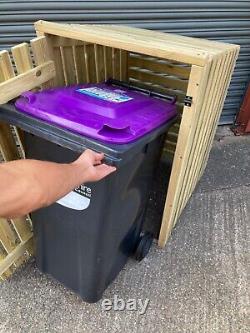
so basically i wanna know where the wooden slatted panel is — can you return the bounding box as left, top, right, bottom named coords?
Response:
left=198, top=48, right=239, bottom=179
left=158, top=63, right=211, bottom=246
left=0, top=219, right=18, bottom=277
left=179, top=52, right=234, bottom=212
left=128, top=55, right=190, bottom=94
left=129, top=68, right=188, bottom=92
left=41, top=33, right=128, bottom=87
left=175, top=55, right=228, bottom=221
left=129, top=55, right=191, bottom=79
left=0, top=50, right=20, bottom=161
left=128, top=53, right=190, bottom=159
left=35, top=34, right=65, bottom=87
left=159, top=50, right=239, bottom=247
left=177, top=49, right=238, bottom=222
left=0, top=40, right=49, bottom=279
left=103, top=24, right=233, bottom=55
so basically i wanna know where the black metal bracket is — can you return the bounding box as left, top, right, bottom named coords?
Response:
left=105, top=78, right=177, bottom=104
left=184, top=95, right=193, bottom=107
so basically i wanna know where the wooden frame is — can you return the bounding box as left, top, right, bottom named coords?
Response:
left=0, top=21, right=239, bottom=279
left=0, top=36, right=55, bottom=280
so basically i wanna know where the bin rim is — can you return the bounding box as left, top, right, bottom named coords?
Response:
left=0, top=103, right=177, bottom=167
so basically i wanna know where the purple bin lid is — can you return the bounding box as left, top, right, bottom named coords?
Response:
left=15, top=83, right=177, bottom=144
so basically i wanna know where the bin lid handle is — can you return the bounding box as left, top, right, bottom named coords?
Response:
left=20, top=91, right=36, bottom=103
left=98, top=124, right=134, bottom=139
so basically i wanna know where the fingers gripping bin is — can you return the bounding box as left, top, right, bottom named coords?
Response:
left=1, top=81, right=176, bottom=302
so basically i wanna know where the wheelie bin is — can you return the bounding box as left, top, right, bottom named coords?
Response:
left=0, top=80, right=177, bottom=302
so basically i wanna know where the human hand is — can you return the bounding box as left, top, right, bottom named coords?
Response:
left=73, top=149, right=116, bottom=182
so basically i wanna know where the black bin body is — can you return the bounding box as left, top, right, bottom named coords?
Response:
left=0, top=104, right=175, bottom=303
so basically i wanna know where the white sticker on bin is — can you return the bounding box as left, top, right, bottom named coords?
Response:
left=76, top=87, right=133, bottom=103
left=57, top=185, right=92, bottom=210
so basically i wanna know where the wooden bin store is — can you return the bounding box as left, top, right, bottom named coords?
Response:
left=0, top=21, right=239, bottom=280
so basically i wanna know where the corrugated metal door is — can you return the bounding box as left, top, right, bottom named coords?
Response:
left=1, top=0, right=249, bottom=123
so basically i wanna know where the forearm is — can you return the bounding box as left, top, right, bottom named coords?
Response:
left=0, top=159, right=88, bottom=218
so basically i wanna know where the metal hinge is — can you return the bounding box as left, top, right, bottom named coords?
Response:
left=184, top=96, right=193, bottom=107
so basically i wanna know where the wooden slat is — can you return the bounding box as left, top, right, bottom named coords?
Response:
left=53, top=47, right=65, bottom=86
left=0, top=61, right=55, bottom=104
left=85, top=44, right=97, bottom=83
left=11, top=43, right=34, bottom=157
left=31, top=36, right=54, bottom=89
left=120, top=50, right=128, bottom=81
left=11, top=217, right=33, bottom=243
left=0, top=123, right=19, bottom=160
left=11, top=43, right=33, bottom=73
left=0, top=237, right=33, bottom=277
left=104, top=46, right=113, bottom=80
left=35, top=33, right=63, bottom=87
left=104, top=25, right=235, bottom=54
left=94, top=44, right=105, bottom=83
left=34, top=21, right=209, bottom=66
left=129, top=68, right=188, bottom=92
left=0, top=50, right=15, bottom=80
left=129, top=54, right=191, bottom=79
left=112, top=48, right=121, bottom=80
left=48, top=36, right=86, bottom=47
left=158, top=63, right=211, bottom=247
left=83, top=43, right=90, bottom=83
left=0, top=217, right=27, bottom=276
left=0, top=219, right=17, bottom=253
left=0, top=251, right=14, bottom=280
left=72, top=45, right=88, bottom=84
left=60, top=46, right=77, bottom=85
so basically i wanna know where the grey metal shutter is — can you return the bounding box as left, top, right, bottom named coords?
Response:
left=1, top=0, right=250, bottom=124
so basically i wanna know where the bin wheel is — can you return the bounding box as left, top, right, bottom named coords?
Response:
left=134, top=232, right=154, bottom=262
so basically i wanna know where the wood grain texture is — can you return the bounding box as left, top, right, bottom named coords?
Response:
left=158, top=64, right=210, bottom=247
left=34, top=20, right=210, bottom=66
left=0, top=61, right=55, bottom=104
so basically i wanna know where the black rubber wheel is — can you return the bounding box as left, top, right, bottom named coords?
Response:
left=134, top=232, right=154, bottom=262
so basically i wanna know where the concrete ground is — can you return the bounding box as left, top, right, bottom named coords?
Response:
left=0, top=128, right=249, bottom=333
